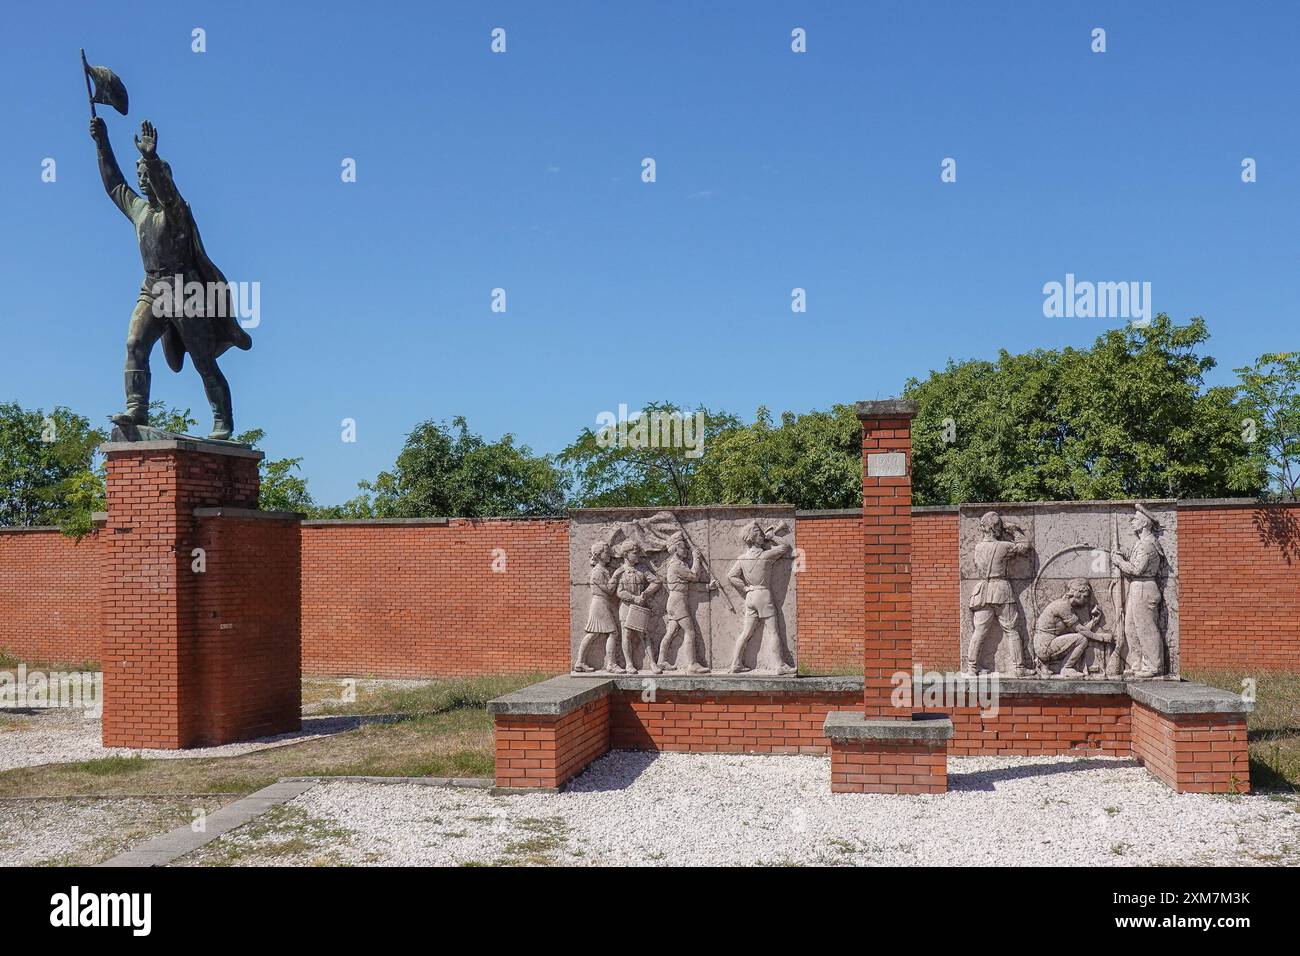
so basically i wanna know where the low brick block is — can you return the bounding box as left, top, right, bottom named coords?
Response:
left=829, top=739, right=949, bottom=794
left=1130, top=699, right=1250, bottom=794
left=610, top=688, right=862, bottom=755
left=824, top=711, right=953, bottom=793
left=494, top=697, right=610, bottom=789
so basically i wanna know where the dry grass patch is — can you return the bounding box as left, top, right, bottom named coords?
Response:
left=1185, top=668, right=1300, bottom=791
left=0, top=674, right=548, bottom=799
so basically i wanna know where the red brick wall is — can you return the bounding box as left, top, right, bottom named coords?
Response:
left=947, top=695, right=1131, bottom=757
left=1178, top=502, right=1300, bottom=672
left=912, top=509, right=960, bottom=672
left=300, top=513, right=871, bottom=679
left=494, top=696, right=611, bottom=789
left=911, top=502, right=1300, bottom=675
left=1130, top=700, right=1250, bottom=794
left=6, top=502, right=1299, bottom=679
left=610, top=690, right=863, bottom=754
left=0, top=529, right=102, bottom=664
left=793, top=512, right=864, bottom=673
left=300, top=518, right=571, bottom=678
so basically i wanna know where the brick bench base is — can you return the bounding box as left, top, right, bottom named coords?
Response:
left=488, top=676, right=860, bottom=790
left=1130, top=699, right=1250, bottom=794
left=824, top=711, right=953, bottom=793
left=487, top=676, right=1252, bottom=795
left=494, top=697, right=610, bottom=791
left=948, top=694, right=1131, bottom=757
left=829, top=740, right=949, bottom=794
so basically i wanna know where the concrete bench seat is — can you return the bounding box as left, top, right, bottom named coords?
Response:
left=1126, top=680, right=1253, bottom=715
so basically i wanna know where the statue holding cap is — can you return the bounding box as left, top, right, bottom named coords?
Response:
left=965, top=511, right=1034, bottom=677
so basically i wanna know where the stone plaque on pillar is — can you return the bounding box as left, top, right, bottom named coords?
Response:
left=866, top=452, right=907, bottom=477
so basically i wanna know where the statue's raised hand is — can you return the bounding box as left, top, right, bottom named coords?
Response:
left=134, top=120, right=157, bottom=157
left=90, top=116, right=108, bottom=146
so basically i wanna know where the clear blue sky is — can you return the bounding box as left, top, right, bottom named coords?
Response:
left=3, top=1, right=1296, bottom=505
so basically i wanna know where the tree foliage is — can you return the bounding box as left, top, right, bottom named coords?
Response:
left=233, top=427, right=317, bottom=514
left=323, top=416, right=567, bottom=518
left=0, top=403, right=104, bottom=532
left=558, top=402, right=740, bottom=507
left=557, top=402, right=863, bottom=510
left=4, top=318, right=1289, bottom=522
left=692, top=404, right=863, bottom=509
left=905, top=316, right=1266, bottom=504
left=1233, top=351, right=1300, bottom=500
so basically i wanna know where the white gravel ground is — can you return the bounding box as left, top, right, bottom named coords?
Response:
left=0, top=710, right=355, bottom=772
left=192, top=751, right=1300, bottom=867
left=0, top=795, right=233, bottom=866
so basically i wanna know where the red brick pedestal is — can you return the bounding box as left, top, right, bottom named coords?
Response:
left=825, top=399, right=954, bottom=793
left=826, top=712, right=951, bottom=793
left=100, top=439, right=302, bottom=749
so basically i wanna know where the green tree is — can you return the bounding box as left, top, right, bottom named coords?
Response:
left=233, top=427, right=317, bottom=514
left=558, top=402, right=740, bottom=507
left=146, top=402, right=198, bottom=435
left=905, top=316, right=1266, bottom=504
left=694, top=404, right=863, bottom=509
left=0, top=403, right=105, bottom=532
left=331, top=416, right=566, bottom=518
left=558, top=402, right=862, bottom=510
left=1233, top=351, right=1300, bottom=499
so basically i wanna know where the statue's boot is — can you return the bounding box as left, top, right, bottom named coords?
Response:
left=202, top=369, right=234, bottom=441
left=112, top=370, right=151, bottom=428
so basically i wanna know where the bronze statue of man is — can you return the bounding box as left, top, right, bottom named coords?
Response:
left=90, top=116, right=251, bottom=440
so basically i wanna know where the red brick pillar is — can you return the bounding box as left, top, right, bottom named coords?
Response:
left=100, top=439, right=301, bottom=748
left=857, top=400, right=918, bottom=718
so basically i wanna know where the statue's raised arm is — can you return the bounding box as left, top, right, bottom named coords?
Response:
left=132, top=119, right=183, bottom=214
left=90, top=116, right=143, bottom=222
